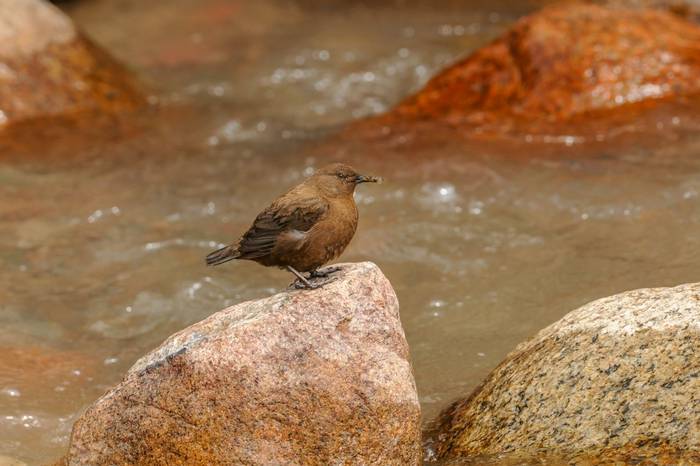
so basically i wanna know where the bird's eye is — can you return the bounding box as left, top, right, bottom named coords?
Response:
left=337, top=173, right=347, bottom=179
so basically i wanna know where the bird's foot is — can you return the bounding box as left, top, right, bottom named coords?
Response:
left=309, top=266, right=342, bottom=279
left=287, top=265, right=337, bottom=290
left=290, top=276, right=337, bottom=290
left=291, top=279, right=319, bottom=290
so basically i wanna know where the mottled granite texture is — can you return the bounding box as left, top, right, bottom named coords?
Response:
left=435, top=282, right=700, bottom=463
left=62, top=262, right=421, bottom=466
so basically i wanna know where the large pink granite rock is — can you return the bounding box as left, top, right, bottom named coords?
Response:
left=63, top=262, right=421, bottom=465
left=435, top=282, right=700, bottom=464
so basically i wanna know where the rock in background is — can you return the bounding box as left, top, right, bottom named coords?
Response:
left=0, top=0, right=143, bottom=129
left=63, top=262, right=421, bottom=465
left=350, top=3, right=700, bottom=140
left=434, top=282, right=700, bottom=463
left=604, top=0, right=700, bottom=21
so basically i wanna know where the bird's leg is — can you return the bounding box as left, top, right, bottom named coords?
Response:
left=287, top=266, right=321, bottom=290
left=309, top=266, right=342, bottom=279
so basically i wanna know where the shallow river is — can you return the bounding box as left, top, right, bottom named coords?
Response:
left=2, top=0, right=700, bottom=463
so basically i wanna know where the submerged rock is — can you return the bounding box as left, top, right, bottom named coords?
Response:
left=357, top=3, right=700, bottom=139
left=0, top=0, right=143, bottom=128
left=0, top=456, right=27, bottom=466
left=434, top=282, right=700, bottom=463
left=0, top=346, right=95, bottom=401
left=63, top=262, right=421, bottom=465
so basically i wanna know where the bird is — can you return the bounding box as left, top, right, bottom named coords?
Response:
left=205, top=163, right=381, bottom=289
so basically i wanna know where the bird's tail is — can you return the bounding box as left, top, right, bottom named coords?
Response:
left=205, top=245, right=239, bottom=266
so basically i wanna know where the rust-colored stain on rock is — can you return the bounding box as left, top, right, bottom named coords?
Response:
left=0, top=0, right=143, bottom=129
left=62, top=262, right=421, bottom=466
left=361, top=3, right=700, bottom=138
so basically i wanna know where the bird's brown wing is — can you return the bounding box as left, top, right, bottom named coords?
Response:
left=236, top=194, right=329, bottom=260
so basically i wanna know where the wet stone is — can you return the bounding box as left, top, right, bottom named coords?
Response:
left=0, top=346, right=95, bottom=401
left=0, top=455, right=27, bottom=466
left=434, top=282, right=700, bottom=463
left=63, top=262, right=421, bottom=465
left=353, top=3, right=700, bottom=139
left=0, top=0, right=143, bottom=129
left=602, top=0, right=700, bottom=22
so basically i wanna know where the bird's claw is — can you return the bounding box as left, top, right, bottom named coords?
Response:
left=290, top=276, right=337, bottom=290
left=309, top=266, right=342, bottom=279
left=293, top=282, right=306, bottom=289
left=291, top=280, right=317, bottom=290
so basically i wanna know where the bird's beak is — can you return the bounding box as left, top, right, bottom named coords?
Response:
left=354, top=174, right=383, bottom=184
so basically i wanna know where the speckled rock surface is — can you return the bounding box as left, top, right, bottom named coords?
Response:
left=435, top=282, right=700, bottom=463
left=0, top=0, right=143, bottom=128
left=603, top=0, right=700, bottom=22
left=353, top=3, right=700, bottom=139
left=63, top=262, right=421, bottom=466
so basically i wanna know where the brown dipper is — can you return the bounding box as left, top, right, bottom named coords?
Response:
left=205, top=163, right=381, bottom=289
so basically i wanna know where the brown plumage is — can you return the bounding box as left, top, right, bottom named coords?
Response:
left=206, top=163, right=381, bottom=289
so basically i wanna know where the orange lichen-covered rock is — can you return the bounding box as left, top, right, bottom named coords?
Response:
left=369, top=3, right=700, bottom=137
left=63, top=263, right=421, bottom=466
left=0, top=0, right=143, bottom=128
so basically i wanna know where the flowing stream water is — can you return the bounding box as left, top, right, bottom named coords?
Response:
left=2, top=1, right=700, bottom=463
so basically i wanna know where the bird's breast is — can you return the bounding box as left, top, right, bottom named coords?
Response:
left=321, top=199, right=358, bottom=250
left=292, top=197, right=358, bottom=270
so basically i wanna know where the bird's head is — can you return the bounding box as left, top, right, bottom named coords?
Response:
left=312, top=163, right=382, bottom=197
